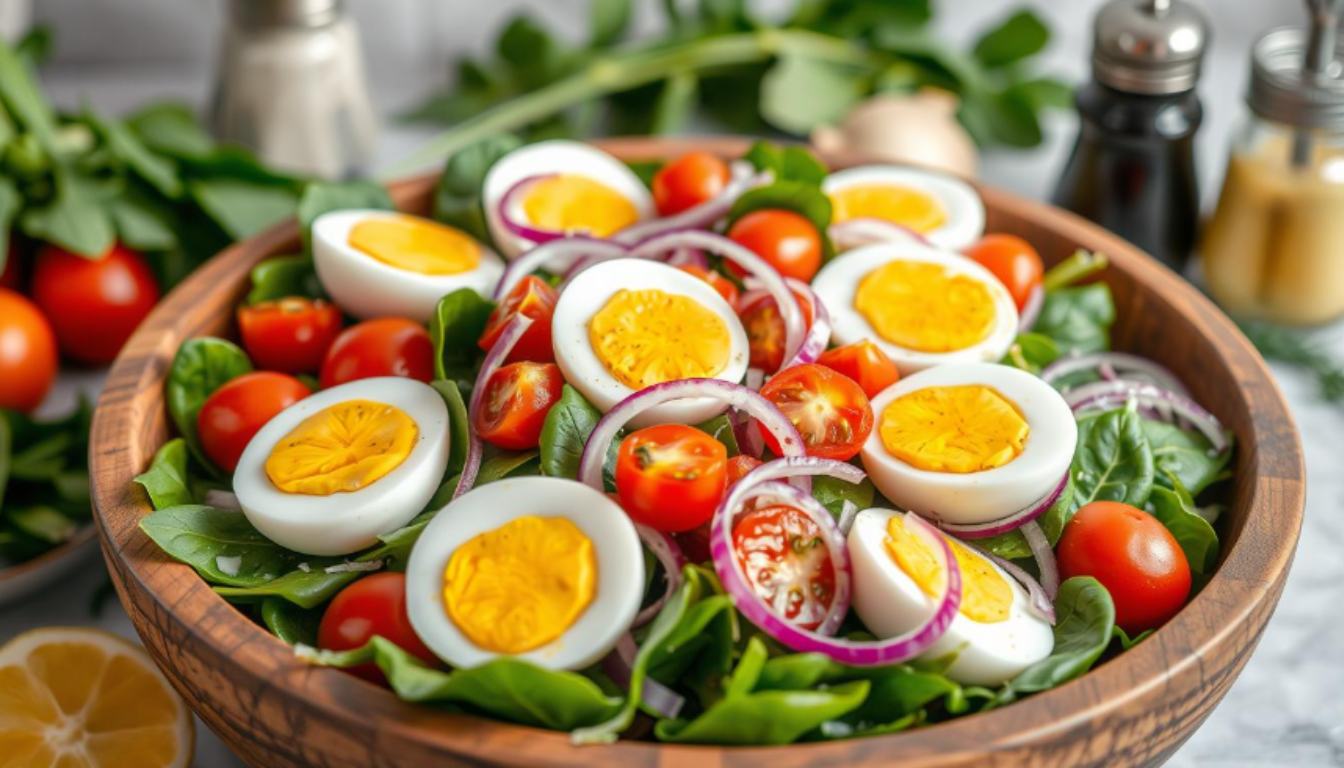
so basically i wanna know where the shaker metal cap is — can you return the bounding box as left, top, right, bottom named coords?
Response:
left=1249, top=27, right=1344, bottom=128
left=1092, top=0, right=1209, bottom=94
left=228, top=0, right=342, bottom=29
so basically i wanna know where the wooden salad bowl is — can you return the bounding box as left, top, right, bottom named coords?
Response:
left=88, top=137, right=1304, bottom=768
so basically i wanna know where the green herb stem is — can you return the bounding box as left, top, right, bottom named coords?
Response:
left=1043, top=250, right=1108, bottom=292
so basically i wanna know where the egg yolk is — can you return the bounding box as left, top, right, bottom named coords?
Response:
left=588, top=289, right=731, bottom=390
left=265, top=400, right=417, bottom=495
left=521, top=175, right=639, bottom=237
left=830, top=184, right=947, bottom=234
left=885, top=515, right=1011, bottom=623
left=443, top=516, right=597, bottom=655
left=854, top=260, right=997, bottom=352
left=348, top=215, right=481, bottom=276
left=880, top=385, right=1029, bottom=473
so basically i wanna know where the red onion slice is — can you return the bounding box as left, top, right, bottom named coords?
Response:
left=497, top=174, right=571, bottom=246
left=457, top=314, right=535, bottom=499
left=1044, top=352, right=1188, bottom=396
left=828, top=217, right=929, bottom=251
left=633, top=525, right=687, bottom=629
left=977, top=547, right=1056, bottom=625
left=613, top=162, right=770, bottom=245
left=493, top=236, right=628, bottom=301
left=1019, top=284, right=1044, bottom=332
left=599, top=634, right=685, bottom=719
left=782, top=277, right=831, bottom=369
left=1064, top=381, right=1228, bottom=453
left=932, top=473, right=1068, bottom=540
left=660, top=247, right=709, bottom=270
left=727, top=406, right=765, bottom=459
left=837, top=500, right=859, bottom=537
left=1020, top=520, right=1059, bottom=600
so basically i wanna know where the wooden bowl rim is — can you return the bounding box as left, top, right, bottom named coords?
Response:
left=89, top=136, right=1305, bottom=766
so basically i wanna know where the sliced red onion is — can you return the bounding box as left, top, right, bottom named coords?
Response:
left=497, top=174, right=569, bottom=246
left=1044, top=352, right=1188, bottom=396
left=576, top=378, right=809, bottom=494
left=660, top=247, right=709, bottom=270
left=728, top=406, right=765, bottom=459
left=744, top=368, right=765, bottom=391
left=828, top=217, right=929, bottom=251
left=1019, top=284, right=1044, bottom=332
left=633, top=525, right=687, bottom=629
left=613, top=162, right=770, bottom=245
left=932, top=473, right=1068, bottom=540
left=977, top=547, right=1056, bottom=625
left=1021, top=520, right=1059, bottom=600
left=457, top=314, right=535, bottom=499
left=782, top=278, right=830, bottom=369
left=202, top=489, right=241, bottom=511
left=599, top=634, right=685, bottom=719
left=1065, top=381, right=1228, bottom=453
left=837, top=500, right=859, bottom=537
left=493, top=236, right=627, bottom=301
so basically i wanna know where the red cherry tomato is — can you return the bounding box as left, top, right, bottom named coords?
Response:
left=732, top=504, right=837, bottom=630
left=616, top=424, right=728, bottom=533
left=198, top=371, right=311, bottom=473
left=473, top=361, right=564, bottom=450
left=320, top=318, right=434, bottom=389
left=817, top=340, right=901, bottom=399
left=0, top=288, right=58, bottom=413
left=1, top=243, right=21, bottom=291
left=31, top=242, right=160, bottom=365
left=678, top=264, right=740, bottom=310
left=738, top=288, right=813, bottom=372
left=652, top=151, right=731, bottom=216
left=726, top=209, right=823, bottom=282
left=727, top=454, right=763, bottom=486
left=238, top=298, right=344, bottom=374
left=479, top=276, right=557, bottom=364
left=673, top=454, right=764, bottom=563
left=758, top=363, right=873, bottom=461
left=965, top=233, right=1044, bottom=311
left=318, top=573, right=438, bottom=685
left=1058, top=501, right=1192, bottom=634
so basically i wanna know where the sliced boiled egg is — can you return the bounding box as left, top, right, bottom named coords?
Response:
left=233, top=378, right=449, bottom=556
left=312, top=209, right=504, bottom=323
left=482, top=140, right=655, bottom=263
left=824, top=165, right=984, bottom=251
left=812, top=241, right=1018, bottom=374
left=848, top=507, right=1054, bottom=685
left=405, top=476, right=643, bottom=671
left=552, top=258, right=749, bottom=426
left=861, top=363, right=1077, bottom=526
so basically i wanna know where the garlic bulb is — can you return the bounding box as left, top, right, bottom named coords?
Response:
left=812, top=89, right=979, bottom=179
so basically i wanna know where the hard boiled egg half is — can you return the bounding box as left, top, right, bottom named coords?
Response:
left=233, top=378, right=449, bottom=556
left=406, top=476, right=644, bottom=671
left=812, top=241, right=1018, bottom=374
left=861, top=363, right=1077, bottom=526
left=849, top=507, right=1054, bottom=685
left=552, top=258, right=749, bottom=426
left=312, top=209, right=504, bottom=324
left=824, top=165, right=984, bottom=251
left=482, top=140, right=655, bottom=262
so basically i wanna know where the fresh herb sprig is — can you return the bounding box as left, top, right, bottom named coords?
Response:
left=1239, top=320, right=1344, bottom=403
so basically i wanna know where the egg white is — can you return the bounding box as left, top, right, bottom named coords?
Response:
left=233, top=378, right=450, bottom=557
left=552, top=258, right=749, bottom=427
left=861, top=363, right=1077, bottom=526
left=812, top=241, right=1019, bottom=375
left=405, top=476, right=644, bottom=671
left=311, top=209, right=504, bottom=324
left=848, top=507, right=1055, bottom=686
left=482, top=140, right=656, bottom=264
left=823, top=164, right=984, bottom=251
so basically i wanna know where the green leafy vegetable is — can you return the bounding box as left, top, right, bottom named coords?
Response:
left=1033, top=283, right=1115, bottom=355
left=245, top=255, right=325, bottom=305
left=432, top=133, right=522, bottom=244
left=139, top=505, right=313, bottom=587
left=1148, top=481, right=1219, bottom=574
left=1112, top=625, right=1152, bottom=650
left=759, top=53, right=867, bottom=134
left=811, top=474, right=876, bottom=519
left=1239, top=319, right=1344, bottom=402
left=261, top=597, right=322, bottom=646
left=973, top=9, right=1049, bottom=69
left=430, top=380, right=471, bottom=479
left=1002, top=332, right=1061, bottom=375
left=726, top=179, right=835, bottom=258
left=540, top=385, right=616, bottom=487
left=429, top=288, right=495, bottom=385
left=1143, top=419, right=1232, bottom=497
left=134, top=438, right=194, bottom=510
left=166, top=337, right=254, bottom=474
left=1070, top=401, right=1154, bottom=513
left=978, top=475, right=1074, bottom=560
left=296, top=180, right=394, bottom=247
left=742, top=141, right=829, bottom=185
left=187, top=178, right=299, bottom=242
left=1000, top=576, right=1115, bottom=703
left=693, top=414, right=739, bottom=457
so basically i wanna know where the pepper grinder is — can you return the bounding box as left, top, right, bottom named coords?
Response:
left=210, top=0, right=378, bottom=180
left=1051, top=0, right=1210, bottom=272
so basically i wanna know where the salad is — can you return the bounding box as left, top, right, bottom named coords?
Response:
left=134, top=139, right=1233, bottom=746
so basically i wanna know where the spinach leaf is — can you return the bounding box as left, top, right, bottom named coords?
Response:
left=1002, top=332, right=1061, bottom=375
left=8, top=505, right=77, bottom=544
left=296, top=180, right=394, bottom=248
left=139, top=504, right=309, bottom=587
left=109, top=183, right=180, bottom=252
left=1070, top=401, right=1154, bottom=513
left=1000, top=576, right=1115, bottom=702
left=760, top=53, right=865, bottom=135
left=1143, top=419, right=1232, bottom=497
left=811, top=474, right=876, bottom=519
left=125, top=101, right=214, bottom=159
left=86, top=111, right=182, bottom=199
left=428, top=288, right=495, bottom=384
left=1033, top=283, right=1115, bottom=355
left=1112, top=625, right=1152, bottom=650
left=741, top=142, right=828, bottom=185
left=978, top=475, right=1075, bottom=560
left=1148, top=481, right=1220, bottom=574
left=0, top=177, right=19, bottom=259
left=432, top=133, right=522, bottom=244
left=188, top=177, right=299, bottom=241
left=261, top=597, right=322, bottom=646
left=245, top=254, right=325, bottom=304
left=21, top=165, right=116, bottom=257
left=590, top=0, right=632, bottom=46
left=540, top=385, right=618, bottom=489
left=430, top=380, right=471, bottom=478
left=974, top=9, right=1049, bottom=69
left=166, top=337, right=253, bottom=474
left=134, top=438, right=194, bottom=510
left=693, top=414, right=739, bottom=457
left=726, top=180, right=835, bottom=258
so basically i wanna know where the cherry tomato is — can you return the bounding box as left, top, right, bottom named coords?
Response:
left=238, top=297, right=344, bottom=374
left=726, top=209, right=823, bottom=282
left=1058, top=501, right=1192, bottom=634
left=1, top=243, right=21, bottom=291
left=739, top=288, right=813, bottom=372
left=318, top=573, right=438, bottom=685
left=732, top=504, right=837, bottom=630
left=758, top=363, right=873, bottom=461
left=817, top=340, right=900, bottom=399
left=616, top=424, right=728, bottom=533
left=31, top=242, right=160, bottom=365
left=674, top=454, right=764, bottom=563
left=652, top=151, right=731, bottom=216
left=473, top=361, right=564, bottom=450
left=0, top=288, right=58, bottom=413
left=479, top=276, right=557, bottom=364
left=727, top=455, right=763, bottom=486
left=320, top=318, right=434, bottom=389
left=198, top=371, right=311, bottom=473
left=965, top=233, right=1044, bottom=311
left=678, top=264, right=740, bottom=309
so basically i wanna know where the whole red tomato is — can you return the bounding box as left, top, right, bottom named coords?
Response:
left=0, top=288, right=58, bottom=413
left=31, top=242, right=160, bottom=365
left=965, top=234, right=1044, bottom=311
left=198, top=371, right=311, bottom=472
left=238, top=297, right=344, bottom=374
left=727, top=209, right=823, bottom=282
left=320, top=318, right=434, bottom=389
left=318, top=573, right=438, bottom=685
left=652, top=151, right=731, bottom=216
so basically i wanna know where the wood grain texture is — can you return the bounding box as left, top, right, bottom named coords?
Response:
left=88, top=137, right=1304, bottom=768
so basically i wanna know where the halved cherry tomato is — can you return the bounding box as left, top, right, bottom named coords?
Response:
left=726, top=209, right=823, bottom=282
left=674, top=454, right=764, bottom=563
left=616, top=424, right=728, bottom=533
left=0, top=288, right=58, bottom=413
left=479, top=276, right=557, bottom=364
left=318, top=573, right=438, bottom=685
left=473, top=361, right=564, bottom=450
left=238, top=297, right=344, bottom=374
left=652, top=151, right=731, bottom=216
left=320, top=318, right=434, bottom=389
left=1058, top=501, right=1191, bottom=634
left=31, top=242, right=160, bottom=365
left=678, top=264, right=740, bottom=309
left=965, top=233, right=1044, bottom=310
left=732, top=504, right=837, bottom=630
left=198, top=371, right=311, bottom=472
left=727, top=454, right=763, bottom=486
left=1, top=243, right=21, bottom=291
left=758, top=363, right=873, bottom=461
left=817, top=340, right=900, bottom=399
left=739, top=288, right=813, bottom=372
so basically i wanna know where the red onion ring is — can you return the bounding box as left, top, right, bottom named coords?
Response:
left=828, top=217, right=929, bottom=251
left=782, top=277, right=831, bottom=369
left=1064, top=381, right=1227, bottom=453
left=660, top=247, right=709, bottom=270
left=497, top=174, right=571, bottom=246
left=1044, top=352, right=1188, bottom=396
left=599, top=634, right=685, bottom=719
left=633, top=524, right=687, bottom=629
left=931, top=472, right=1069, bottom=540
left=457, top=314, right=534, bottom=499
left=1019, top=284, right=1044, bottom=332
left=976, top=547, right=1056, bottom=625
left=613, top=162, right=770, bottom=245
left=1020, top=520, right=1059, bottom=600
left=493, top=236, right=627, bottom=301
left=837, top=500, right=859, bottom=537
left=727, top=406, right=765, bottom=459
left=744, top=368, right=765, bottom=391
